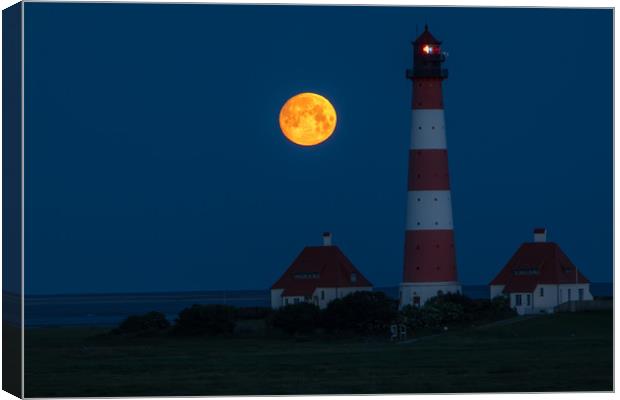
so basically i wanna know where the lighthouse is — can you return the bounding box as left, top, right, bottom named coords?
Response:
left=400, top=25, right=461, bottom=308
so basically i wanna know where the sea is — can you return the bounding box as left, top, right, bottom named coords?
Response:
left=7, top=283, right=613, bottom=327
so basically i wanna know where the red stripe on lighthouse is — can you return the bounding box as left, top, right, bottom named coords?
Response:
left=407, top=149, right=451, bottom=190
left=403, top=230, right=457, bottom=282
left=412, top=78, right=444, bottom=109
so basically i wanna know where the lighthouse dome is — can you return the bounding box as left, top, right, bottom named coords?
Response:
left=413, top=24, right=441, bottom=45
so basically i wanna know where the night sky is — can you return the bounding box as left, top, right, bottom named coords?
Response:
left=24, top=4, right=612, bottom=295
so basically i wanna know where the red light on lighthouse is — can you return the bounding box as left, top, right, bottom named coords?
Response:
left=421, top=44, right=440, bottom=55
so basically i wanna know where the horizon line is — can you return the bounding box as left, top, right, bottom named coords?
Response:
left=7, top=282, right=614, bottom=298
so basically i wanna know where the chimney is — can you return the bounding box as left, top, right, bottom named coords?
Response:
left=533, top=228, right=547, bottom=243
left=322, top=232, right=332, bottom=246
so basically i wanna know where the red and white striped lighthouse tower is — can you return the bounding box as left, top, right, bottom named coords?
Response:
left=400, top=25, right=461, bottom=308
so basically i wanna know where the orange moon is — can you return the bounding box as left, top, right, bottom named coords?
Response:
left=279, top=93, right=337, bottom=146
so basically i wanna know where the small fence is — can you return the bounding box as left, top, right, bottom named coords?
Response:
left=554, top=300, right=612, bottom=313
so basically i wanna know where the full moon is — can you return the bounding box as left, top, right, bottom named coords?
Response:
left=279, top=92, right=337, bottom=146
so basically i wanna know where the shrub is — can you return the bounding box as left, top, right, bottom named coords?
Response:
left=236, top=306, right=273, bottom=320
left=270, top=303, right=320, bottom=335
left=425, top=300, right=466, bottom=326
left=111, top=311, right=170, bottom=336
left=321, top=291, right=399, bottom=335
left=467, top=295, right=515, bottom=321
left=400, top=304, right=423, bottom=329
left=489, top=295, right=517, bottom=319
left=401, top=293, right=517, bottom=331
left=173, top=304, right=237, bottom=336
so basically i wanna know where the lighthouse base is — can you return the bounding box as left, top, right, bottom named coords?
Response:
left=399, top=281, right=461, bottom=309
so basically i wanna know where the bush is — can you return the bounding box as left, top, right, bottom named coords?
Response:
left=465, top=295, right=516, bottom=321
left=270, top=303, right=320, bottom=335
left=111, top=311, right=170, bottom=336
left=173, top=304, right=237, bottom=336
left=488, top=295, right=517, bottom=319
left=401, top=293, right=516, bottom=331
left=400, top=301, right=464, bottom=331
left=400, top=304, right=423, bottom=329
left=427, top=300, right=465, bottom=325
left=236, top=307, right=273, bottom=320
left=321, top=291, right=399, bottom=335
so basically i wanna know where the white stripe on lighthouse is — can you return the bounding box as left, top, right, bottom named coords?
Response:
left=410, top=109, right=447, bottom=150
left=405, top=190, right=453, bottom=230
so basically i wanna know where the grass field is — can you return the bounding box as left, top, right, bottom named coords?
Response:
left=24, top=310, right=612, bottom=396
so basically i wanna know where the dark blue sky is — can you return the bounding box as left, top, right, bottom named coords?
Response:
left=24, top=4, right=612, bottom=294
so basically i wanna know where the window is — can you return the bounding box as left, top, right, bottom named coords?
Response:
left=321, top=290, right=325, bottom=300
left=413, top=296, right=421, bottom=307
left=285, top=298, right=289, bottom=305
left=526, top=294, right=531, bottom=306
left=578, top=288, right=584, bottom=301
left=512, top=267, right=539, bottom=276
left=294, top=298, right=300, bottom=304
left=540, top=287, right=544, bottom=297
left=568, top=289, right=572, bottom=301
left=350, top=273, right=357, bottom=283
left=421, top=44, right=441, bottom=55
left=294, top=272, right=319, bottom=279
left=437, top=290, right=444, bottom=296
left=515, top=294, right=522, bottom=306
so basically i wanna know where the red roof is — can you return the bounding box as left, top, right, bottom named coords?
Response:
left=414, top=25, right=441, bottom=45
left=503, top=279, right=538, bottom=293
left=272, top=246, right=372, bottom=298
left=490, top=242, right=589, bottom=293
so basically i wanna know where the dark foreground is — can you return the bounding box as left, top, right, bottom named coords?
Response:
left=25, top=310, right=612, bottom=396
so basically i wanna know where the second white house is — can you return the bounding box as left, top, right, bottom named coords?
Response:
left=489, top=228, right=593, bottom=315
